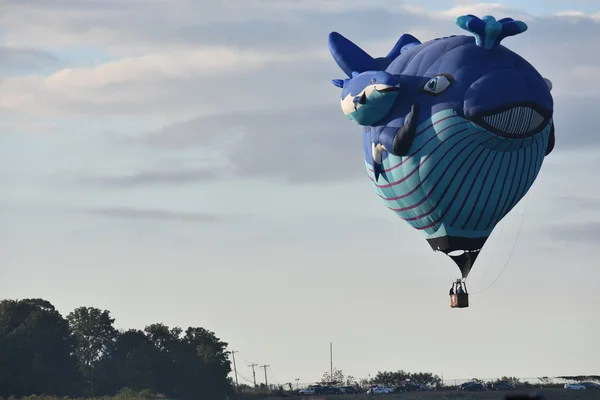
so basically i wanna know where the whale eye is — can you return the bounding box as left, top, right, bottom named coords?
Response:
left=370, top=78, right=377, bottom=84
left=422, top=74, right=453, bottom=95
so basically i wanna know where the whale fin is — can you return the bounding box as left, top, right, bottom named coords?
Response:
left=332, top=78, right=349, bottom=88
left=328, top=32, right=377, bottom=77
left=386, top=33, right=421, bottom=61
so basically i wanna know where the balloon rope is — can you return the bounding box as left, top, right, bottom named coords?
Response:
left=470, top=192, right=530, bottom=295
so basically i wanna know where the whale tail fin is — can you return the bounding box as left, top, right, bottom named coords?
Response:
left=456, top=14, right=528, bottom=49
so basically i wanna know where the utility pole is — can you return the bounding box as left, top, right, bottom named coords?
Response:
left=260, top=364, right=270, bottom=389
left=248, top=363, right=258, bottom=387
left=230, top=350, right=239, bottom=386
left=330, top=342, right=333, bottom=382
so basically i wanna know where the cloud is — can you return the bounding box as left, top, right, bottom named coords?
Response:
left=1, top=2, right=599, bottom=122
left=0, top=0, right=408, bottom=54
left=551, top=97, right=600, bottom=149
left=0, top=47, right=327, bottom=117
left=438, top=3, right=533, bottom=21
left=0, top=46, right=60, bottom=75
left=553, top=10, right=600, bottom=20
left=553, top=196, right=600, bottom=212
left=79, top=206, right=222, bottom=222
left=76, top=104, right=364, bottom=185
left=3, top=1, right=600, bottom=187
left=545, top=221, right=600, bottom=243
left=110, top=85, right=598, bottom=186
left=143, top=105, right=366, bottom=184
left=80, top=168, right=219, bottom=187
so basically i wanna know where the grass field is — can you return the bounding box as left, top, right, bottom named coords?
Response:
left=277, top=389, right=597, bottom=400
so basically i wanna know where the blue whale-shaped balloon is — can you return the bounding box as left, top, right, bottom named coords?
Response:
left=329, top=15, right=555, bottom=278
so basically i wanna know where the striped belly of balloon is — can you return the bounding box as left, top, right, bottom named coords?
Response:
left=364, top=114, right=551, bottom=239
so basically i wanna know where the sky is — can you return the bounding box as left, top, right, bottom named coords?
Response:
left=1, top=0, right=599, bottom=387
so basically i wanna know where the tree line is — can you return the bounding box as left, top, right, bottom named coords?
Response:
left=314, top=368, right=443, bottom=388
left=2, top=298, right=597, bottom=400
left=0, top=298, right=232, bottom=400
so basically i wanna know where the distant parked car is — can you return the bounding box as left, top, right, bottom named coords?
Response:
left=367, top=385, right=394, bottom=395
left=465, top=383, right=486, bottom=391
left=564, top=383, right=586, bottom=390
left=581, top=382, right=600, bottom=390
left=298, top=387, right=316, bottom=395
left=339, top=385, right=358, bottom=394
left=404, top=383, right=423, bottom=392
left=319, top=386, right=341, bottom=394
left=492, top=381, right=515, bottom=391
left=299, top=385, right=326, bottom=395
left=458, top=381, right=476, bottom=390
left=393, top=385, right=406, bottom=393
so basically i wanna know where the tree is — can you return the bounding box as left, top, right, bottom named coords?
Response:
left=142, top=323, right=185, bottom=396
left=497, top=376, right=522, bottom=386
left=183, top=327, right=232, bottom=397
left=67, top=306, right=119, bottom=395
left=370, top=370, right=410, bottom=386
left=95, top=329, right=160, bottom=394
left=0, top=297, right=235, bottom=400
left=144, top=323, right=182, bottom=352
left=409, top=372, right=442, bottom=386
left=345, top=374, right=358, bottom=386
left=0, top=299, right=81, bottom=397
left=369, top=370, right=441, bottom=387
left=0, top=296, right=452, bottom=397
left=140, top=323, right=233, bottom=400
left=557, top=375, right=600, bottom=383
left=184, top=327, right=230, bottom=370
left=320, top=368, right=345, bottom=385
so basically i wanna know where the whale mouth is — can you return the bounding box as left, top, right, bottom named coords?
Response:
left=376, top=86, right=401, bottom=93
left=341, top=84, right=400, bottom=116
left=469, top=103, right=552, bottom=138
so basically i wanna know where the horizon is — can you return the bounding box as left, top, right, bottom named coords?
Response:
left=1, top=0, right=598, bottom=385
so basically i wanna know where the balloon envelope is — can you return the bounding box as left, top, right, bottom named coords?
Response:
left=328, top=15, right=555, bottom=278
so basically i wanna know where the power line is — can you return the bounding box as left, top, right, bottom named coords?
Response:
left=237, top=352, right=252, bottom=364
left=236, top=371, right=255, bottom=385
left=268, top=366, right=281, bottom=386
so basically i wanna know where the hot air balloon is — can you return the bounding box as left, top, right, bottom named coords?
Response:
left=328, top=15, right=555, bottom=307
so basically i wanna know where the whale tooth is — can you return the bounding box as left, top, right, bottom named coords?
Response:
left=371, top=143, right=387, bottom=182
left=372, top=142, right=386, bottom=164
